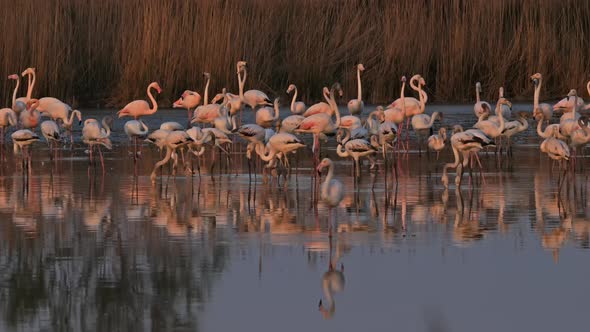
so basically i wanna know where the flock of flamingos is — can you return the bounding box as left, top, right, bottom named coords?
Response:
left=1, top=62, right=590, bottom=208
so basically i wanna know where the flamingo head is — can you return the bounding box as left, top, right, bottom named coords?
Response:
left=476, top=82, right=482, bottom=92
left=401, top=76, right=407, bottom=83
left=203, top=72, right=211, bottom=80
left=237, top=61, right=247, bottom=73
left=439, top=127, right=447, bottom=140
left=7, top=74, right=18, bottom=80
left=152, top=82, right=162, bottom=94
left=286, top=84, right=296, bottom=94
left=357, top=63, right=365, bottom=71
left=497, top=97, right=512, bottom=110
left=517, top=111, right=531, bottom=120
left=331, top=83, right=343, bottom=97
left=173, top=98, right=184, bottom=108
left=530, top=73, right=542, bottom=83
left=452, top=124, right=464, bottom=134
left=419, top=76, right=426, bottom=86
left=210, top=92, right=224, bottom=104
left=21, top=67, right=35, bottom=76
left=26, top=98, right=39, bottom=110
left=567, top=89, right=577, bottom=97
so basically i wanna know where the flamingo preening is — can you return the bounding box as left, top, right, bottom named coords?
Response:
left=150, top=131, right=194, bottom=183
left=40, top=120, right=60, bottom=160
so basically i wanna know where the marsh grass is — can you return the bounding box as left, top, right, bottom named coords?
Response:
left=1, top=0, right=589, bottom=107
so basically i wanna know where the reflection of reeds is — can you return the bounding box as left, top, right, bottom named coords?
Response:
left=1, top=0, right=589, bottom=106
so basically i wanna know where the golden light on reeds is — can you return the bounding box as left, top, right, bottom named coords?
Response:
left=1, top=0, right=589, bottom=107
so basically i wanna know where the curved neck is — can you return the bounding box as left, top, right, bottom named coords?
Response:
left=101, top=117, right=111, bottom=138
left=537, top=120, right=548, bottom=138
left=328, top=88, right=341, bottom=127
left=428, top=112, right=438, bottom=127
left=323, top=88, right=330, bottom=103
left=256, top=141, right=275, bottom=161
left=290, top=88, right=297, bottom=112
left=322, top=279, right=335, bottom=308
left=11, top=77, right=20, bottom=108
left=442, top=143, right=461, bottom=178
left=400, top=81, right=406, bottom=114
left=336, top=144, right=348, bottom=158
left=238, top=70, right=245, bottom=100
left=418, top=84, right=426, bottom=114
left=204, top=76, right=210, bottom=105
left=476, top=84, right=480, bottom=103
left=27, top=71, right=37, bottom=99
left=147, top=85, right=158, bottom=114
left=65, top=110, right=81, bottom=126
left=324, top=163, right=334, bottom=189
left=356, top=67, right=362, bottom=101
left=139, top=120, right=149, bottom=135
left=274, top=101, right=280, bottom=120
left=533, top=80, right=541, bottom=110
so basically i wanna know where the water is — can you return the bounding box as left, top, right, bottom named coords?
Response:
left=0, top=106, right=589, bottom=331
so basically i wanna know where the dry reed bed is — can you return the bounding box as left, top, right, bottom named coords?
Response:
left=1, top=0, right=589, bottom=107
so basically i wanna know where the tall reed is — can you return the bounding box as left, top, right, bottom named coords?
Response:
left=1, top=0, right=589, bottom=107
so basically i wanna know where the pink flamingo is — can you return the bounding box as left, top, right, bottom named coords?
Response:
left=474, top=82, right=491, bottom=119
left=7, top=74, right=26, bottom=115
left=530, top=73, right=552, bottom=123
left=255, top=98, right=280, bottom=128
left=347, top=64, right=365, bottom=115
left=295, top=83, right=342, bottom=165
left=286, top=84, right=306, bottom=115
left=173, top=90, right=202, bottom=126
left=15, top=68, right=36, bottom=107
left=82, top=117, right=113, bottom=172
left=118, top=82, right=162, bottom=119
left=303, top=87, right=332, bottom=117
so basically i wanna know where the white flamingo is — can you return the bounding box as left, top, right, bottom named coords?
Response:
left=150, top=131, right=194, bottom=183
left=15, top=68, right=36, bottom=107
left=347, top=64, right=365, bottom=115
left=474, top=82, right=491, bottom=119
left=82, top=117, right=113, bottom=172
left=286, top=84, right=306, bottom=115
left=317, top=158, right=344, bottom=208
left=124, top=120, right=149, bottom=160
left=11, top=129, right=40, bottom=170
left=442, top=128, right=495, bottom=187
left=40, top=120, right=61, bottom=159
left=256, top=98, right=280, bottom=128
left=501, top=111, right=530, bottom=155
left=427, top=127, right=447, bottom=160
left=160, top=122, right=184, bottom=131
left=530, top=73, right=553, bottom=123
left=7, top=74, right=26, bottom=115
left=62, top=110, right=82, bottom=144
left=336, top=128, right=377, bottom=176
left=255, top=133, right=306, bottom=169
left=237, top=61, right=272, bottom=110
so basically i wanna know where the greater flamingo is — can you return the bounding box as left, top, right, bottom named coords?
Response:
left=0, top=108, right=17, bottom=144
left=7, top=74, right=26, bottom=115
left=255, top=133, right=306, bottom=169
left=237, top=61, right=272, bottom=110
left=317, top=158, right=344, bottom=209
left=501, top=111, right=530, bottom=155
left=62, top=110, right=82, bottom=144
left=427, top=127, right=447, bottom=160
left=11, top=129, right=40, bottom=170
left=150, top=131, right=194, bottom=183
left=124, top=120, right=149, bottom=160
left=160, top=122, right=184, bottom=131
left=474, top=82, right=491, bottom=119
left=15, top=68, right=36, bottom=107
left=40, top=120, right=60, bottom=159
left=118, top=82, right=162, bottom=119
left=347, top=64, right=365, bottom=115
left=287, top=84, right=306, bottom=115
left=82, top=117, right=113, bottom=172
left=173, top=90, right=202, bottom=126
left=336, top=128, right=377, bottom=176
left=442, top=128, right=495, bottom=187
left=256, top=98, right=280, bottom=128
left=303, top=87, right=333, bottom=117
left=530, top=73, right=553, bottom=123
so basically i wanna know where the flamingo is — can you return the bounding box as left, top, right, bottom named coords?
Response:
left=124, top=120, right=149, bottom=160
left=192, top=74, right=224, bottom=125
left=256, top=98, right=280, bottom=128
left=7, top=74, right=26, bottom=115
left=255, top=133, right=306, bottom=169
left=540, top=126, right=570, bottom=164
left=383, top=77, right=407, bottom=141
left=39, top=101, right=73, bottom=126
left=336, top=128, right=377, bottom=177
left=388, top=74, right=427, bottom=113
left=412, top=111, right=443, bottom=153
left=0, top=108, right=17, bottom=144
left=530, top=73, right=553, bottom=123
left=558, top=93, right=582, bottom=139
left=160, top=122, right=184, bottom=131
left=553, top=89, right=585, bottom=112
left=40, top=120, right=60, bottom=159
left=317, top=158, right=344, bottom=208
left=365, top=107, right=385, bottom=135
left=474, top=82, right=492, bottom=119
left=150, top=131, right=194, bottom=183
left=441, top=128, right=495, bottom=188
left=339, top=113, right=362, bottom=130
left=295, top=83, right=342, bottom=164
left=237, top=61, right=272, bottom=110
left=569, top=118, right=590, bottom=166
left=117, top=82, right=162, bottom=119
left=82, top=117, right=113, bottom=172
left=279, top=114, right=305, bottom=134
left=303, top=87, right=333, bottom=117
left=536, top=119, right=566, bottom=140
left=427, top=127, right=447, bottom=160
left=20, top=99, right=41, bottom=130
left=11, top=129, right=40, bottom=170
left=173, top=90, right=202, bottom=126
left=286, top=84, right=306, bottom=114
left=347, top=64, right=365, bottom=115
left=145, top=129, right=171, bottom=154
